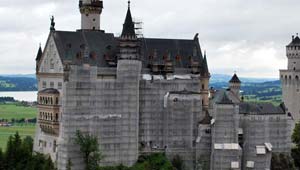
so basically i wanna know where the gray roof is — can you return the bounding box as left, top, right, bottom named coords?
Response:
left=35, top=46, right=43, bottom=61
left=213, top=89, right=237, bottom=105
left=51, top=30, right=207, bottom=70
left=121, top=4, right=135, bottom=37
left=239, top=102, right=285, bottom=115
left=169, top=90, right=201, bottom=95
left=229, top=73, right=241, bottom=83
left=287, top=35, right=300, bottom=46
left=39, top=88, right=60, bottom=94
left=140, top=37, right=203, bottom=68
left=53, top=31, right=118, bottom=67
left=199, top=110, right=212, bottom=124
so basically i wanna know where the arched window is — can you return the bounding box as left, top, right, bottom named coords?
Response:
left=50, top=59, right=54, bottom=69
left=285, top=75, right=288, bottom=85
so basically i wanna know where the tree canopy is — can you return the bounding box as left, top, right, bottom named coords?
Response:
left=0, top=132, right=55, bottom=170
left=292, top=122, right=300, bottom=168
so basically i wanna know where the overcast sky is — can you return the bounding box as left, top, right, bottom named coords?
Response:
left=0, top=0, right=299, bottom=78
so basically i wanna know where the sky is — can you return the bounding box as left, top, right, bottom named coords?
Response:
left=0, top=0, right=299, bottom=78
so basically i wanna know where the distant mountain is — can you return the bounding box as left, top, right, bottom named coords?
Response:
left=0, top=74, right=36, bottom=78
left=0, top=76, right=37, bottom=91
left=211, top=78, right=282, bottom=105
left=0, top=73, right=281, bottom=97
left=210, top=74, right=277, bottom=84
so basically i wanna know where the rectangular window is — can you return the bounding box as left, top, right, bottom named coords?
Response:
left=58, top=82, right=62, bottom=89
left=42, top=81, right=47, bottom=88
left=50, top=82, right=54, bottom=88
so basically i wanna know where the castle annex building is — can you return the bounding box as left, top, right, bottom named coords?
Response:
left=34, top=1, right=292, bottom=170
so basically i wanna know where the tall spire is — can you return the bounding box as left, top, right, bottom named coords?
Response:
left=229, top=73, right=241, bottom=84
left=201, top=51, right=209, bottom=77
left=121, top=1, right=136, bottom=37
left=35, top=44, right=43, bottom=61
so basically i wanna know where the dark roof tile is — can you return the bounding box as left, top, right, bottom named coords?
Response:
left=239, top=102, right=285, bottom=115
left=229, top=73, right=241, bottom=83
left=288, top=36, right=300, bottom=46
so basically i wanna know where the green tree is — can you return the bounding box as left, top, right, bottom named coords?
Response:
left=172, top=155, right=185, bottom=170
left=271, top=153, right=295, bottom=170
left=292, top=123, right=300, bottom=168
left=2, top=132, right=55, bottom=170
left=75, top=130, right=103, bottom=170
left=66, top=158, right=73, bottom=170
left=132, top=153, right=173, bottom=170
left=196, top=156, right=209, bottom=170
left=293, top=123, right=300, bottom=146
left=0, top=149, right=4, bottom=170
left=4, top=135, right=16, bottom=169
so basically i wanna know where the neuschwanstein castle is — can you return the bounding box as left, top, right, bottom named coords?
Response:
left=33, top=1, right=294, bottom=169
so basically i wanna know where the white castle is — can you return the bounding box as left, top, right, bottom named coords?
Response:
left=33, top=1, right=293, bottom=169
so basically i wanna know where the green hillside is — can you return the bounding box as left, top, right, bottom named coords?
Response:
left=0, top=76, right=37, bottom=91
left=211, top=80, right=282, bottom=105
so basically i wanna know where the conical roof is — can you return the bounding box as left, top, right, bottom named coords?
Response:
left=35, top=46, right=43, bottom=61
left=201, top=52, right=209, bottom=77
left=229, top=73, right=241, bottom=83
left=121, top=2, right=136, bottom=37
left=199, top=110, right=212, bottom=124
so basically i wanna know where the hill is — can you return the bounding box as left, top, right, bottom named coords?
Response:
left=210, top=78, right=282, bottom=105
left=0, top=76, right=37, bottom=91
left=0, top=74, right=282, bottom=104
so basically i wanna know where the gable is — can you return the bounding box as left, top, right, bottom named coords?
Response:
left=38, top=35, right=63, bottom=74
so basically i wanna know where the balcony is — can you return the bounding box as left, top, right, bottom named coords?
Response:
left=39, top=119, right=59, bottom=136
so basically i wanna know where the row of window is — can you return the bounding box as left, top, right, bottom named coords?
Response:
left=287, top=46, right=300, bottom=50
left=39, top=112, right=59, bottom=121
left=39, top=96, right=59, bottom=105
left=42, top=81, right=62, bottom=89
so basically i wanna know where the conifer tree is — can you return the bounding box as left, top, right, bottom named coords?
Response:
left=292, top=123, right=300, bottom=168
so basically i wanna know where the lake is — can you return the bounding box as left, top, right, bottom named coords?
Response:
left=0, top=91, right=37, bottom=102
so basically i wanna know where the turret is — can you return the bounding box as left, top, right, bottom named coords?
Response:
left=286, top=34, right=300, bottom=71
left=35, top=45, right=43, bottom=73
left=119, top=1, right=139, bottom=60
left=229, top=73, right=241, bottom=99
left=79, top=0, right=103, bottom=30
left=200, top=51, right=210, bottom=111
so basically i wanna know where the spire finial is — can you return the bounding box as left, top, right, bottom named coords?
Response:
left=128, top=0, right=131, bottom=8
left=50, top=15, right=55, bottom=31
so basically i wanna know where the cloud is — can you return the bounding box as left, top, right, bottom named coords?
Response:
left=0, top=0, right=299, bottom=77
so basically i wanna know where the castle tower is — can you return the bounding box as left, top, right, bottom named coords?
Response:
left=79, top=0, right=103, bottom=30
left=119, top=1, right=139, bottom=60
left=280, top=34, right=300, bottom=122
left=116, top=1, right=142, bottom=165
left=229, top=73, right=241, bottom=99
